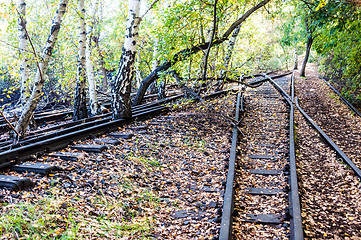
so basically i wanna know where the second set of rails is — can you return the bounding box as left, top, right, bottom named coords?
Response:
left=220, top=72, right=361, bottom=239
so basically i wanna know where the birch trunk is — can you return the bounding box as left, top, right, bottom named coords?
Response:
left=220, top=24, right=241, bottom=79
left=86, top=0, right=99, bottom=116
left=111, top=0, right=141, bottom=119
left=94, top=35, right=108, bottom=90
left=18, top=0, right=30, bottom=105
left=73, top=0, right=88, bottom=120
left=216, top=24, right=241, bottom=90
left=293, top=47, right=298, bottom=70
left=134, top=40, right=144, bottom=89
left=15, top=0, right=69, bottom=135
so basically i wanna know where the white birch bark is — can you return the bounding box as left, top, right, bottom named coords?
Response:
left=293, top=47, right=298, bottom=70
left=220, top=24, right=241, bottom=78
left=73, top=0, right=88, bottom=120
left=151, top=40, right=159, bottom=71
left=86, top=0, right=99, bottom=116
left=15, top=0, right=69, bottom=135
left=18, top=0, right=30, bottom=105
left=134, top=40, right=144, bottom=89
left=111, top=0, right=141, bottom=119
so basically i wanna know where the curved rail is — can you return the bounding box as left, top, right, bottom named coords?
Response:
left=266, top=73, right=304, bottom=240
left=267, top=73, right=361, bottom=180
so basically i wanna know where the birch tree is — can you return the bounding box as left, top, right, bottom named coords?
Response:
left=17, top=0, right=30, bottom=105
left=133, top=0, right=272, bottom=105
left=220, top=25, right=241, bottom=78
left=215, top=24, right=241, bottom=89
left=73, top=0, right=88, bottom=120
left=111, top=0, right=141, bottom=119
left=15, top=0, right=69, bottom=135
left=86, top=0, right=99, bottom=116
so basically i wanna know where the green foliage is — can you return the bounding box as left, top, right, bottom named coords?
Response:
left=310, top=0, right=361, bottom=104
left=0, top=0, right=308, bottom=108
left=278, top=0, right=361, bottom=105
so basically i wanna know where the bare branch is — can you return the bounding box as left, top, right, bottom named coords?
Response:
left=16, top=8, right=44, bottom=93
left=0, top=110, right=20, bottom=138
left=140, top=0, right=160, bottom=19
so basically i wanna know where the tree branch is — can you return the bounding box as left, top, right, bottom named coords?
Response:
left=132, top=0, right=272, bottom=106
left=16, top=9, right=44, bottom=96
left=140, top=0, right=160, bottom=19
left=0, top=110, right=20, bottom=139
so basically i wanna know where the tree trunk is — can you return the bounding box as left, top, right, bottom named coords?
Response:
left=18, top=0, right=30, bottom=105
left=293, top=47, right=298, bottom=70
left=300, top=36, right=313, bottom=77
left=157, top=80, right=165, bottom=100
left=15, top=0, right=69, bottom=135
left=148, top=40, right=159, bottom=93
left=86, top=0, right=99, bottom=116
left=200, top=0, right=218, bottom=95
left=111, top=0, right=141, bottom=119
left=73, top=0, right=88, bottom=120
left=216, top=24, right=241, bottom=90
left=220, top=24, right=241, bottom=79
left=132, top=0, right=271, bottom=106
left=94, top=35, right=108, bottom=90
left=134, top=40, right=145, bottom=89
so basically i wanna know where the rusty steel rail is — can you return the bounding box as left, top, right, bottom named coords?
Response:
left=295, top=97, right=361, bottom=179
left=319, top=75, right=361, bottom=118
left=0, top=88, right=232, bottom=169
left=219, top=90, right=243, bottom=240
left=266, top=74, right=304, bottom=240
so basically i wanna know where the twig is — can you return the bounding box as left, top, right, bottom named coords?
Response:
left=0, top=110, right=21, bottom=138
left=0, top=39, right=33, bottom=53
left=16, top=8, right=44, bottom=92
left=140, top=0, right=160, bottom=19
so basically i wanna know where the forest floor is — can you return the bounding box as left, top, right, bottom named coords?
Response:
left=1, top=62, right=361, bottom=239
left=294, top=63, right=361, bottom=239
left=0, top=92, right=236, bottom=239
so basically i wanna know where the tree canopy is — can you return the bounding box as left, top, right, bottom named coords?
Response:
left=0, top=0, right=360, bottom=134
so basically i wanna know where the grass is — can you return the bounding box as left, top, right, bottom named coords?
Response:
left=0, top=186, right=159, bottom=239
left=127, top=150, right=161, bottom=170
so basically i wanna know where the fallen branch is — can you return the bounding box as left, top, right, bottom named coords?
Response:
left=0, top=110, right=21, bottom=138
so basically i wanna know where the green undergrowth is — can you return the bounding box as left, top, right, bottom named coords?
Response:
left=0, top=187, right=158, bottom=239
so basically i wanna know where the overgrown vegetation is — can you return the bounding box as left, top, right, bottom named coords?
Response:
left=0, top=0, right=293, bottom=111
left=0, top=186, right=158, bottom=239
left=280, top=0, right=361, bottom=106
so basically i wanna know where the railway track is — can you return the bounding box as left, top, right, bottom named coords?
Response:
left=4, top=70, right=359, bottom=237
left=219, top=73, right=302, bottom=239
left=219, top=71, right=361, bottom=239
left=0, top=87, right=237, bottom=190
left=0, top=90, right=184, bottom=133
